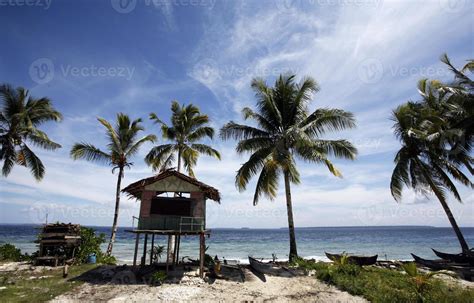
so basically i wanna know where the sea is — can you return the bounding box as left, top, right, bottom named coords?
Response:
left=1, top=225, right=473, bottom=264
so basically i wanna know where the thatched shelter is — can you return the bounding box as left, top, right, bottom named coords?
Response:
left=122, top=170, right=220, bottom=277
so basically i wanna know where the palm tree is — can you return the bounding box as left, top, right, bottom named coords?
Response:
left=145, top=101, right=221, bottom=176
left=390, top=81, right=473, bottom=253
left=220, top=75, right=357, bottom=261
left=0, top=84, right=62, bottom=181
left=71, top=113, right=156, bottom=255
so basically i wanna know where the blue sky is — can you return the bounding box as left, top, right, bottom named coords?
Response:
left=0, top=0, right=473, bottom=228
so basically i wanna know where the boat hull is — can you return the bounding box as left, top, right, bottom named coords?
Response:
left=432, top=249, right=474, bottom=265
left=248, top=256, right=284, bottom=275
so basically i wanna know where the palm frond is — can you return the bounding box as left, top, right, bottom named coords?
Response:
left=70, top=143, right=111, bottom=164
left=191, top=143, right=221, bottom=160
left=20, top=144, right=45, bottom=181
left=301, top=108, right=356, bottom=136
left=252, top=159, right=280, bottom=205
left=220, top=122, right=270, bottom=141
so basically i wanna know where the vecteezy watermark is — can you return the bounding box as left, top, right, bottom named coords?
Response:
left=439, top=0, right=466, bottom=13
left=274, top=0, right=383, bottom=14
left=191, top=58, right=299, bottom=83
left=29, top=58, right=55, bottom=85
left=111, top=0, right=216, bottom=14
left=355, top=203, right=466, bottom=225
left=29, top=58, right=135, bottom=84
left=205, top=206, right=286, bottom=227
left=0, top=0, right=52, bottom=9
left=357, top=58, right=453, bottom=84
left=27, top=201, right=138, bottom=224
left=357, top=58, right=384, bottom=84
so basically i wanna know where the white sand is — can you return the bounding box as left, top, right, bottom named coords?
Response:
left=51, top=268, right=368, bottom=303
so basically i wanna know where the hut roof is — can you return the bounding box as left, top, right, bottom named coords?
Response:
left=122, top=169, right=221, bottom=203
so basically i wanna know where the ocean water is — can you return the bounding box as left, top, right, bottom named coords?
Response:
left=1, top=225, right=473, bottom=264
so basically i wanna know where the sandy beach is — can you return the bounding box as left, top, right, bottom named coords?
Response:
left=51, top=266, right=368, bottom=303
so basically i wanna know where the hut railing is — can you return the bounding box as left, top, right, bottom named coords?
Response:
left=138, top=216, right=205, bottom=231
left=179, top=217, right=205, bottom=232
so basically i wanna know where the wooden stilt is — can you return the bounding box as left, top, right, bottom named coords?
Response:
left=150, top=234, right=155, bottom=265
left=166, top=234, right=171, bottom=273
left=176, top=234, right=181, bottom=266
left=133, top=233, right=140, bottom=267
left=199, top=232, right=205, bottom=278
left=142, top=233, right=148, bottom=266
left=173, top=233, right=179, bottom=267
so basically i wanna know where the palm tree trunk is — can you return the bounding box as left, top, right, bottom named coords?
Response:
left=106, top=166, right=123, bottom=256
left=177, top=145, right=182, bottom=172
left=421, top=167, right=470, bottom=253
left=438, top=198, right=470, bottom=253
left=284, top=170, right=298, bottom=261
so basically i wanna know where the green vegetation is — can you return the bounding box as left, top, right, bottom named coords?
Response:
left=390, top=55, right=474, bottom=253
left=292, top=259, right=474, bottom=303
left=0, top=244, right=31, bottom=262
left=0, top=84, right=62, bottom=181
left=150, top=245, right=165, bottom=264
left=75, top=227, right=116, bottom=265
left=400, top=262, right=456, bottom=302
left=70, top=113, right=156, bottom=256
left=145, top=101, right=221, bottom=177
left=150, top=271, right=167, bottom=286
left=220, top=74, right=357, bottom=261
left=0, top=264, right=96, bottom=302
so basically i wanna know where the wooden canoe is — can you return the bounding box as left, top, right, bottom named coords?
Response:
left=249, top=256, right=282, bottom=274
left=412, top=254, right=474, bottom=281
left=432, top=249, right=474, bottom=266
left=411, top=254, right=451, bottom=270
left=325, top=252, right=378, bottom=266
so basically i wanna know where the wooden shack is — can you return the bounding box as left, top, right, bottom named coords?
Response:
left=122, top=170, right=220, bottom=277
left=35, top=223, right=81, bottom=266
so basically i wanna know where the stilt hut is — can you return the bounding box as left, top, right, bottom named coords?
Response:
left=122, top=169, right=220, bottom=277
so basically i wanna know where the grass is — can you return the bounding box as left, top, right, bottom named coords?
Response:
left=292, top=259, right=474, bottom=303
left=0, top=263, right=97, bottom=302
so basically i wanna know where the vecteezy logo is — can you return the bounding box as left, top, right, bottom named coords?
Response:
left=28, top=202, right=52, bottom=224
left=29, top=58, right=54, bottom=85
left=357, top=58, right=383, bottom=84
left=439, top=0, right=465, bottom=13
left=192, top=58, right=220, bottom=82
left=111, top=0, right=137, bottom=13
left=275, top=0, right=299, bottom=13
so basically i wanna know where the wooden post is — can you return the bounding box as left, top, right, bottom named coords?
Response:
left=142, top=233, right=148, bottom=266
left=150, top=234, right=155, bottom=266
left=175, top=234, right=181, bottom=266
left=199, top=232, right=205, bottom=278
left=173, top=233, right=179, bottom=267
left=133, top=233, right=140, bottom=267
left=166, top=234, right=171, bottom=273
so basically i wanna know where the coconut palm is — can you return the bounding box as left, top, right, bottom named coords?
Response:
left=71, top=113, right=156, bottom=255
left=390, top=87, right=473, bottom=253
left=0, top=84, right=62, bottom=181
left=145, top=101, right=221, bottom=176
left=220, top=75, right=357, bottom=261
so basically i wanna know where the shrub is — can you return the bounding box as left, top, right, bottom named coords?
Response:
left=75, top=227, right=116, bottom=265
left=0, top=244, right=29, bottom=262
left=150, top=271, right=167, bottom=286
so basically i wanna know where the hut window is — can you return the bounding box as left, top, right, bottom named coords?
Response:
left=150, top=197, right=192, bottom=216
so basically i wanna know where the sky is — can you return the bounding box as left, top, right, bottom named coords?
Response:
left=0, top=0, right=473, bottom=228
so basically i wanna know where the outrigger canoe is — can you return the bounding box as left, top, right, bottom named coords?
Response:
left=432, top=249, right=474, bottom=266
left=249, top=256, right=284, bottom=274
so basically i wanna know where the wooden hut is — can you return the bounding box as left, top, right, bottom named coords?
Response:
left=122, top=169, right=220, bottom=277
